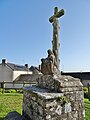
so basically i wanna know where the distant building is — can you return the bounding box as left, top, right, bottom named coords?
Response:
left=14, top=74, right=42, bottom=84
left=0, top=59, right=32, bottom=88
left=29, top=66, right=41, bottom=74
left=61, top=71, right=90, bottom=87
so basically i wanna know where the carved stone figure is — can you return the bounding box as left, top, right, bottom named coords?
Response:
left=41, top=49, right=56, bottom=75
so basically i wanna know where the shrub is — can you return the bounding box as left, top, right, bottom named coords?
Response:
left=0, top=88, right=22, bottom=94
left=5, top=89, right=16, bottom=93
left=5, top=89, right=11, bottom=93
left=88, top=93, right=90, bottom=101
left=84, top=92, right=88, bottom=98
left=83, top=87, right=88, bottom=93
left=0, top=88, right=3, bottom=93
left=10, top=89, right=17, bottom=93
left=83, top=87, right=89, bottom=99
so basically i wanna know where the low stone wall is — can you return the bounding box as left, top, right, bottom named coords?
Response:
left=23, top=75, right=85, bottom=120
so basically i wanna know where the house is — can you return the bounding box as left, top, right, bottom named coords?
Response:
left=61, top=71, right=90, bottom=87
left=14, top=66, right=42, bottom=83
left=14, top=74, right=42, bottom=84
left=29, top=66, right=42, bottom=74
left=0, top=59, right=32, bottom=88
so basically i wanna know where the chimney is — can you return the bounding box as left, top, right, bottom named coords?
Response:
left=2, top=59, right=7, bottom=65
left=25, top=64, right=28, bottom=68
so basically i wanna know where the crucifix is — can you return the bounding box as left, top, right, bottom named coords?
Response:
left=49, top=7, right=64, bottom=70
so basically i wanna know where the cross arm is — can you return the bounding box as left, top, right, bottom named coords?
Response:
left=49, top=9, right=64, bottom=23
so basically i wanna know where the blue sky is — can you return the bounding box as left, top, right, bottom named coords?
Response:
left=0, top=0, right=90, bottom=72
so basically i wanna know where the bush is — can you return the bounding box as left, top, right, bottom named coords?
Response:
left=0, top=88, right=22, bottom=94
left=83, top=87, right=90, bottom=99
left=88, top=93, right=90, bottom=100
left=10, top=89, right=17, bottom=93
left=83, top=87, right=88, bottom=93
left=5, top=89, right=11, bottom=93
left=84, top=92, right=88, bottom=98
left=5, top=89, right=16, bottom=93
left=0, top=88, right=3, bottom=93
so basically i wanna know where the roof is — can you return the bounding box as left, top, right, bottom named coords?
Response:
left=61, top=71, right=90, bottom=80
left=29, top=66, right=41, bottom=74
left=6, top=63, right=30, bottom=71
left=14, top=74, right=42, bottom=83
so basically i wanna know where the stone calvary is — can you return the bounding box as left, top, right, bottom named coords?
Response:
left=41, top=7, right=64, bottom=75
left=23, top=7, right=85, bottom=120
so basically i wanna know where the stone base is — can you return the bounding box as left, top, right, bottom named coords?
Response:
left=23, top=86, right=64, bottom=120
left=23, top=75, right=85, bottom=120
left=37, top=74, right=83, bottom=92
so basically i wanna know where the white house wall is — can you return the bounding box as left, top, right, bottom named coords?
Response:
left=0, top=64, right=13, bottom=82
left=13, top=71, right=32, bottom=81
left=0, top=63, right=32, bottom=88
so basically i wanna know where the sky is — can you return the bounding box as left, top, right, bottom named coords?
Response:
left=0, top=0, right=90, bottom=72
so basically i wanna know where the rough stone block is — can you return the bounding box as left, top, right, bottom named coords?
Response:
left=65, top=103, right=71, bottom=113
left=23, top=75, right=84, bottom=120
left=37, top=75, right=83, bottom=93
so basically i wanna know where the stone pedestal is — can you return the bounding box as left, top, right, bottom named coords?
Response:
left=23, top=75, right=85, bottom=120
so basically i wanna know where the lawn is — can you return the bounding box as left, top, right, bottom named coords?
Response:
left=0, top=93, right=90, bottom=120
left=0, top=93, right=23, bottom=120
left=84, top=98, right=90, bottom=120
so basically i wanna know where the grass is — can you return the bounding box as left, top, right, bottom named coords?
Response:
left=0, top=93, right=90, bottom=120
left=84, top=98, right=90, bottom=120
left=0, top=93, right=23, bottom=120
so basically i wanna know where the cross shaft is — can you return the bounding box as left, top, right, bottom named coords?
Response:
left=49, top=7, right=64, bottom=70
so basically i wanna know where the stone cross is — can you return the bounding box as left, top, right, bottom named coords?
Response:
left=49, top=7, right=64, bottom=70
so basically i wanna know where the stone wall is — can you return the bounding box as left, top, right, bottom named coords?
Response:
left=23, top=75, right=85, bottom=120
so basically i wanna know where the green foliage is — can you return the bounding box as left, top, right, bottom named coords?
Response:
left=83, top=87, right=88, bottom=93
left=84, top=92, right=89, bottom=99
left=0, top=88, right=3, bottom=93
left=4, top=89, right=11, bottom=93
left=84, top=98, right=90, bottom=120
left=9, top=89, right=17, bottom=93
left=83, top=87, right=90, bottom=99
left=88, top=93, right=90, bottom=101
left=0, top=88, right=18, bottom=93
left=59, top=96, right=69, bottom=104
left=0, top=88, right=5, bottom=93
